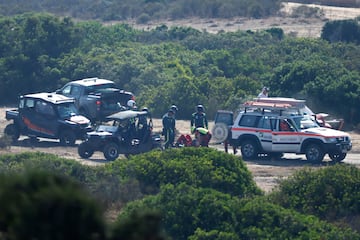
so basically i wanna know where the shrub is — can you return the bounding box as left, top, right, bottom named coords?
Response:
left=119, top=185, right=360, bottom=240
left=0, top=152, right=143, bottom=207
left=269, top=164, right=360, bottom=222
left=0, top=171, right=105, bottom=240
left=107, top=147, right=262, bottom=197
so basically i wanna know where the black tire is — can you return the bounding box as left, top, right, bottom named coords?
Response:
left=328, top=152, right=346, bottom=162
left=4, top=123, right=20, bottom=141
left=103, top=142, right=119, bottom=161
left=305, top=143, right=325, bottom=162
left=240, top=140, right=258, bottom=160
left=78, top=142, right=94, bottom=159
left=59, top=130, right=76, bottom=146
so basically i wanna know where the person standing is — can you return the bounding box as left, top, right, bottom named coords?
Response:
left=162, top=109, right=176, bottom=149
left=257, top=87, right=269, bottom=98
left=190, top=105, right=208, bottom=134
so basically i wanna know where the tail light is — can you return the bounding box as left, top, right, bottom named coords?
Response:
left=96, top=100, right=101, bottom=111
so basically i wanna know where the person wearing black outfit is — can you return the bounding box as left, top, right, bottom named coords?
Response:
left=162, top=109, right=176, bottom=149
left=190, top=105, right=208, bottom=133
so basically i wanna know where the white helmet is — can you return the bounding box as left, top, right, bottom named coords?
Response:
left=127, top=100, right=136, bottom=108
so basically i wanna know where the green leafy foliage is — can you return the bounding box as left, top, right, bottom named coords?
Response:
left=269, top=164, right=360, bottom=225
left=0, top=171, right=105, bottom=240
left=0, top=0, right=282, bottom=21
left=1, top=14, right=360, bottom=125
left=119, top=184, right=360, bottom=240
left=106, top=147, right=262, bottom=197
left=322, top=19, right=360, bottom=44
left=0, top=152, right=143, bottom=207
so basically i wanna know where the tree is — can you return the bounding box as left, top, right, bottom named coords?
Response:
left=0, top=171, right=105, bottom=240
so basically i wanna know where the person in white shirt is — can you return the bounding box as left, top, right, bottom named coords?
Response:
left=258, top=87, right=269, bottom=98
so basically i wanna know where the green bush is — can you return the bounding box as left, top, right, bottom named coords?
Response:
left=0, top=152, right=143, bottom=207
left=269, top=164, right=360, bottom=223
left=119, top=184, right=360, bottom=240
left=0, top=171, right=105, bottom=240
left=107, top=147, right=262, bottom=197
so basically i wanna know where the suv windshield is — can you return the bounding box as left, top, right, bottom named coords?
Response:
left=57, top=102, right=78, bottom=118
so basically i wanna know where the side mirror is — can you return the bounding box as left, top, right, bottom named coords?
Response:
left=55, top=89, right=62, bottom=94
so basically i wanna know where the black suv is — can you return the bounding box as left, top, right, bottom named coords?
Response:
left=78, top=110, right=161, bottom=161
left=5, top=93, right=92, bottom=145
left=56, top=77, right=134, bottom=122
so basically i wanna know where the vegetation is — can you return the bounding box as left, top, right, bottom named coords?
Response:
left=0, top=0, right=282, bottom=21
left=0, top=151, right=360, bottom=239
left=269, top=164, right=360, bottom=231
left=0, top=13, right=360, bottom=125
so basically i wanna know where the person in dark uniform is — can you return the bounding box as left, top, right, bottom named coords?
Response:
left=191, top=104, right=208, bottom=133
left=162, top=109, right=176, bottom=149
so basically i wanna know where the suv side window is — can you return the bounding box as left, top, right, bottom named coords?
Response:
left=239, top=115, right=261, bottom=127
left=258, top=116, right=274, bottom=130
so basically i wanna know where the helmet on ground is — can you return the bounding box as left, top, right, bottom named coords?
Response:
left=196, top=104, right=204, bottom=112
left=127, top=100, right=136, bottom=108
left=170, top=105, right=178, bottom=112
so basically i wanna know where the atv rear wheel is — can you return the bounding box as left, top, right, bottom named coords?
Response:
left=78, top=142, right=94, bottom=159
left=103, top=142, right=119, bottom=161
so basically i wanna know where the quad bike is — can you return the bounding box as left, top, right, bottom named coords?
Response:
left=78, top=110, right=161, bottom=161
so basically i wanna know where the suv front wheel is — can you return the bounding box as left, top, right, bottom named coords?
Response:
left=305, top=143, right=325, bottom=162
left=78, top=142, right=94, bottom=159
left=59, top=130, right=76, bottom=146
left=241, top=140, right=258, bottom=160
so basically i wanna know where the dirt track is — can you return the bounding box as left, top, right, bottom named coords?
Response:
left=1, top=107, right=360, bottom=193
left=120, top=2, right=360, bottom=38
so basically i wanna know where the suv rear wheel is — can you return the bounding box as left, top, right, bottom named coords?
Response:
left=103, top=142, right=119, bottom=161
left=4, top=123, right=20, bottom=141
left=305, top=143, right=325, bottom=162
left=241, top=140, right=258, bottom=160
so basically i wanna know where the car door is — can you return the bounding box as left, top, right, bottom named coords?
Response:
left=26, top=100, right=58, bottom=138
left=272, top=117, right=301, bottom=153
left=257, top=116, right=276, bottom=152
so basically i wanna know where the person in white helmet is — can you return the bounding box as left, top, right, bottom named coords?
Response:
left=127, top=100, right=136, bottom=110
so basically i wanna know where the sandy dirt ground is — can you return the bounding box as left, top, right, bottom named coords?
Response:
left=1, top=107, right=359, bottom=193
left=118, top=2, right=360, bottom=38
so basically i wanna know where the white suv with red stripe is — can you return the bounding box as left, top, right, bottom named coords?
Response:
left=230, top=108, right=352, bottom=162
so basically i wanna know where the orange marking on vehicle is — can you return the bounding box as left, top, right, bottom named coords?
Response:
left=22, top=117, right=54, bottom=135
